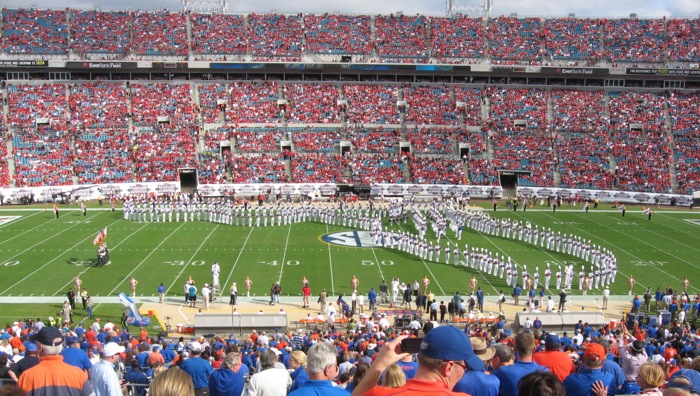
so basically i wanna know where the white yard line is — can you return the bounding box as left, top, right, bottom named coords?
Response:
left=4, top=217, right=118, bottom=294
left=0, top=211, right=43, bottom=234
left=219, top=227, right=256, bottom=297
left=326, top=223, right=336, bottom=295
left=165, top=224, right=219, bottom=294
left=52, top=218, right=146, bottom=295
left=277, top=222, right=293, bottom=285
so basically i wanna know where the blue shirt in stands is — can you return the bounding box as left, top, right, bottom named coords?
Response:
left=563, top=368, right=615, bottom=396
left=208, top=366, right=245, bottom=396
left=288, top=379, right=350, bottom=396
left=493, top=360, right=549, bottom=396
left=61, top=347, right=93, bottom=372
left=289, top=366, right=309, bottom=392
left=180, top=356, right=213, bottom=389
left=454, top=370, right=500, bottom=396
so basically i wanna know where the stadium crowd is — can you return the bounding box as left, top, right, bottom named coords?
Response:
left=0, top=80, right=697, bottom=195
left=0, top=8, right=698, bottom=66
left=2, top=276, right=700, bottom=396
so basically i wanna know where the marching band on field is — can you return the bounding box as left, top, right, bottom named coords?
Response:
left=119, top=194, right=618, bottom=291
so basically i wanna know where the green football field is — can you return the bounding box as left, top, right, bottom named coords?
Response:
left=0, top=201, right=699, bottom=306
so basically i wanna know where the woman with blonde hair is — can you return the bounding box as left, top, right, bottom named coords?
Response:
left=637, top=363, right=666, bottom=396
left=289, top=350, right=309, bottom=392
left=381, top=364, right=407, bottom=388
left=149, top=367, right=194, bottom=396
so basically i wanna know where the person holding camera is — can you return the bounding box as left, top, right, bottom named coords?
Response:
left=350, top=326, right=485, bottom=396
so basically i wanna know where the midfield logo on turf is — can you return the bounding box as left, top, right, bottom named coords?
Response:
left=322, top=231, right=382, bottom=248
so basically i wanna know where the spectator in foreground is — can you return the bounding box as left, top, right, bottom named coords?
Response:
left=453, top=337, right=499, bottom=396
left=149, top=367, right=194, bottom=396
left=532, top=333, right=574, bottom=382
left=562, top=343, right=614, bottom=396
left=381, top=364, right=407, bottom=388
left=208, top=352, right=246, bottom=396
left=246, top=349, right=292, bottom=395
left=518, top=371, right=566, bottom=396
left=18, top=327, right=93, bottom=396
left=90, top=342, right=125, bottom=396
left=350, top=325, right=485, bottom=396
left=289, top=342, right=349, bottom=395
left=493, top=332, right=549, bottom=396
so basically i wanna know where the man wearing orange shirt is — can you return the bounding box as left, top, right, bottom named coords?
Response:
left=148, top=344, right=165, bottom=366
left=532, top=333, right=574, bottom=382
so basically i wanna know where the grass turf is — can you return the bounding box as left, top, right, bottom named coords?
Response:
left=1, top=201, right=699, bottom=321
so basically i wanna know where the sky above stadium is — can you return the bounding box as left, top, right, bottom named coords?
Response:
left=6, top=0, right=700, bottom=18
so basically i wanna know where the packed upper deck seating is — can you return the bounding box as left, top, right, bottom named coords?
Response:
left=455, top=127, right=487, bottom=157
left=290, top=127, right=342, bottom=153
left=69, top=10, right=130, bottom=55
left=228, top=153, right=288, bottom=183
left=488, top=88, right=548, bottom=129
left=291, top=153, right=346, bottom=183
left=556, top=131, right=614, bottom=190
left=131, top=126, right=197, bottom=182
left=0, top=126, right=10, bottom=187
left=130, top=83, right=195, bottom=127
left=234, top=127, right=283, bottom=153
left=344, top=84, right=400, bottom=125
left=2, top=8, right=68, bottom=55
left=550, top=89, right=608, bottom=133
left=491, top=128, right=555, bottom=187
left=374, top=15, right=428, bottom=60
left=611, top=128, right=671, bottom=193
left=608, top=91, right=666, bottom=132
left=283, top=84, right=339, bottom=124
left=248, top=13, right=303, bottom=59
left=190, top=13, right=248, bottom=56
left=669, top=91, right=700, bottom=195
left=349, top=153, right=405, bottom=184
left=348, top=127, right=400, bottom=154
left=666, top=18, right=700, bottom=62
left=410, top=156, right=465, bottom=185
left=131, top=11, right=188, bottom=56
left=406, top=127, right=454, bottom=154
left=303, top=14, right=372, bottom=55
left=68, top=82, right=130, bottom=129
left=487, top=17, right=543, bottom=62
left=74, top=128, right=134, bottom=184
left=544, top=18, right=602, bottom=61
left=12, top=127, right=74, bottom=187
left=468, top=158, right=498, bottom=185
left=228, top=82, right=281, bottom=123
left=430, top=16, right=485, bottom=60
left=602, top=18, right=665, bottom=62
left=454, top=87, right=485, bottom=126
left=402, top=85, right=457, bottom=125
left=7, top=83, right=69, bottom=128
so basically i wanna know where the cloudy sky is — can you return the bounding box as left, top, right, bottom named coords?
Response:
left=4, top=0, right=699, bottom=18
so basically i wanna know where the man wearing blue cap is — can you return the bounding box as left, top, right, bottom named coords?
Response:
left=350, top=325, right=485, bottom=396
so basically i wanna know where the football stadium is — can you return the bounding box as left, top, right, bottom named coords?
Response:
left=0, top=2, right=699, bottom=395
